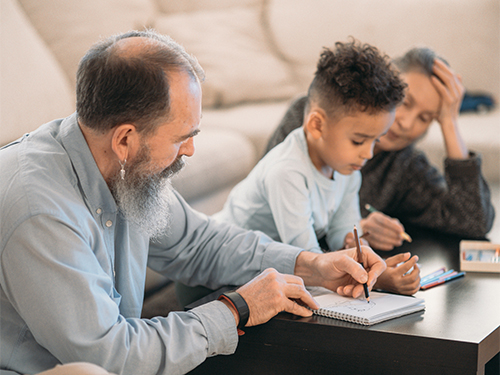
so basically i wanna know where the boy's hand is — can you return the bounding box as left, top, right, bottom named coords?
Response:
left=360, top=212, right=406, bottom=251
left=374, top=253, right=420, bottom=295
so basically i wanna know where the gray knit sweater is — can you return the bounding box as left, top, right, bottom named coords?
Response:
left=264, top=96, right=495, bottom=239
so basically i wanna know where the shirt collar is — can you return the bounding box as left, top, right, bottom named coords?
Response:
left=60, top=113, right=117, bottom=214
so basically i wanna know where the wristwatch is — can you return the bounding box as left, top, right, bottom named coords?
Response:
left=218, top=291, right=249, bottom=330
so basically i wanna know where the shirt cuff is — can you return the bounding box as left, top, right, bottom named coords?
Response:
left=444, top=151, right=482, bottom=178
left=190, top=300, right=239, bottom=357
left=261, top=242, right=303, bottom=274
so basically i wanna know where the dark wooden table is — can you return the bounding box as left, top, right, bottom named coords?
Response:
left=189, top=226, right=500, bottom=375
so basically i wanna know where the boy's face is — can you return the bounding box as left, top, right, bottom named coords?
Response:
left=310, top=109, right=395, bottom=177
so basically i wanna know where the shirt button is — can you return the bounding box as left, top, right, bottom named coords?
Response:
left=96, top=208, right=102, bottom=215
left=105, top=220, right=113, bottom=228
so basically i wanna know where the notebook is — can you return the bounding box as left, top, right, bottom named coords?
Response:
left=309, top=288, right=425, bottom=326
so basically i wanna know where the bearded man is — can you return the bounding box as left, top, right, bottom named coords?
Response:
left=0, top=30, right=385, bottom=375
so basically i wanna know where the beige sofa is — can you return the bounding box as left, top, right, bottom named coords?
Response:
left=2, top=0, right=499, bottom=284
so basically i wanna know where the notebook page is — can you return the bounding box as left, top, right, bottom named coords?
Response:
left=313, top=291, right=424, bottom=325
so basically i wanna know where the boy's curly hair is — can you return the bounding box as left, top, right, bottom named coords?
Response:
left=308, top=39, right=406, bottom=118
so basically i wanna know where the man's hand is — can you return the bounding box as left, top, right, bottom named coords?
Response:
left=294, top=245, right=387, bottom=299
left=360, top=212, right=406, bottom=251
left=222, top=245, right=386, bottom=329
left=235, top=269, right=319, bottom=327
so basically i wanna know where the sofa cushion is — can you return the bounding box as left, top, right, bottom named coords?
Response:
left=266, top=0, right=500, bottom=99
left=202, top=101, right=291, bottom=158
left=155, top=0, right=260, bottom=14
left=17, top=0, right=156, bottom=88
left=0, top=0, right=75, bottom=146
left=154, top=7, right=299, bottom=108
left=171, top=127, right=256, bottom=201
left=417, top=110, right=500, bottom=183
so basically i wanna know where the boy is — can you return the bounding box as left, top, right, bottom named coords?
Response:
left=214, top=40, right=419, bottom=295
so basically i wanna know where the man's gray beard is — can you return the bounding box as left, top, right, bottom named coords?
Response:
left=110, top=148, right=185, bottom=238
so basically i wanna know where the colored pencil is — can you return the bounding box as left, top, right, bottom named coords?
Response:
left=420, top=267, right=446, bottom=284
left=420, top=269, right=455, bottom=287
left=420, top=271, right=466, bottom=290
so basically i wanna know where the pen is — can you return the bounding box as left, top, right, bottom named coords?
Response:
left=353, top=225, right=370, bottom=302
left=420, top=271, right=466, bottom=290
left=364, top=204, right=412, bottom=243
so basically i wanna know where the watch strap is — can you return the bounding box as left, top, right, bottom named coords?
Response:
left=218, top=291, right=249, bottom=331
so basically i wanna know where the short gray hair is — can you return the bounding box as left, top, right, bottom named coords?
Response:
left=393, top=47, right=449, bottom=77
left=76, top=29, right=204, bottom=135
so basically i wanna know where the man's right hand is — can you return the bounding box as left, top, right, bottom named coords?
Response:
left=234, top=269, right=319, bottom=327
left=360, top=212, right=406, bottom=251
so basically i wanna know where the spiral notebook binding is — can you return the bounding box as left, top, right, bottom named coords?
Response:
left=314, top=309, right=370, bottom=325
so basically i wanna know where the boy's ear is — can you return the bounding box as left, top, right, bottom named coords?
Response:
left=305, top=109, right=326, bottom=140
left=111, top=124, right=141, bottom=162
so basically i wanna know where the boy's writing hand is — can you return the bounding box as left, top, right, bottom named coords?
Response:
left=374, top=253, right=420, bottom=295
left=360, top=212, right=406, bottom=251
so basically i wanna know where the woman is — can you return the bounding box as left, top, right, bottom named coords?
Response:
left=264, top=47, right=495, bottom=251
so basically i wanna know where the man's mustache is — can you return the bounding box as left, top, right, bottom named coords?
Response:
left=160, top=156, right=185, bottom=179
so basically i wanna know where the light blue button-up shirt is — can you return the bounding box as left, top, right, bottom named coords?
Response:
left=0, top=113, right=301, bottom=375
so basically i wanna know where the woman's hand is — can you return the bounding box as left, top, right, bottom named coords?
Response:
left=431, top=59, right=468, bottom=159
left=360, top=212, right=406, bottom=251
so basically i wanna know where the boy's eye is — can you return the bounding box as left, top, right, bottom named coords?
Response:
left=352, top=140, right=364, bottom=146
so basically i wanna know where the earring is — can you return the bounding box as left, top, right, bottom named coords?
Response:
left=119, top=159, right=127, bottom=180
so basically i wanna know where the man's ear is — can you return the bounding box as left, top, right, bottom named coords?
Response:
left=305, top=109, right=327, bottom=140
left=111, top=124, right=140, bottom=162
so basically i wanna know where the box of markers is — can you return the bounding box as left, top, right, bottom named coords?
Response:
left=460, top=240, right=500, bottom=273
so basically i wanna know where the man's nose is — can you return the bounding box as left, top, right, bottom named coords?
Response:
left=179, top=137, right=195, bottom=158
